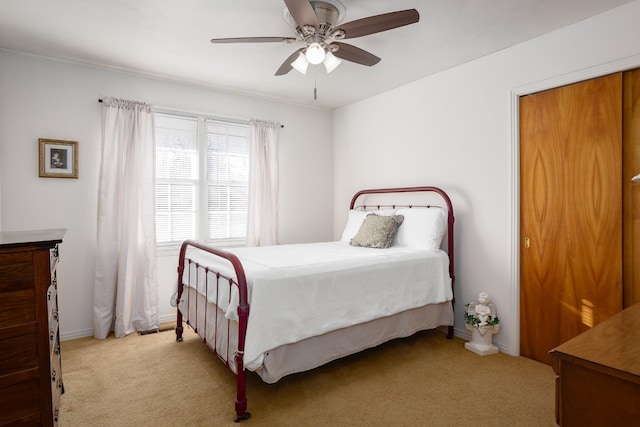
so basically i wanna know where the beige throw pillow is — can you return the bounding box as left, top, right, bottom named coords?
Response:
left=350, top=213, right=405, bottom=249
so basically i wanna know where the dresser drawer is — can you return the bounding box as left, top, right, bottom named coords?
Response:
left=0, top=251, right=34, bottom=293
left=0, top=377, right=41, bottom=425
left=0, top=288, right=36, bottom=328
left=0, top=327, right=39, bottom=377
left=0, top=251, right=33, bottom=274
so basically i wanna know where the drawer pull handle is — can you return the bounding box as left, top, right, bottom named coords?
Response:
left=53, top=310, right=59, bottom=321
left=50, top=329, right=55, bottom=341
left=51, top=369, right=57, bottom=382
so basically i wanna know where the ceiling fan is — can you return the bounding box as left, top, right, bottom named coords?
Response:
left=210, top=0, right=419, bottom=76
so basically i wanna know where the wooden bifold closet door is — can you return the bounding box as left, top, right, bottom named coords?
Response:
left=519, top=73, right=623, bottom=365
left=623, top=69, right=640, bottom=308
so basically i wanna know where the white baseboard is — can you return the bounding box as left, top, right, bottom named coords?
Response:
left=60, top=313, right=178, bottom=342
left=60, top=328, right=94, bottom=341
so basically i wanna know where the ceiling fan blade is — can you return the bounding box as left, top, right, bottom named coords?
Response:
left=275, top=48, right=305, bottom=76
left=335, top=9, right=419, bottom=39
left=211, top=37, right=297, bottom=44
left=331, top=42, right=381, bottom=66
left=284, top=0, right=319, bottom=28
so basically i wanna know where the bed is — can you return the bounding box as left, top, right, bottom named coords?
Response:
left=174, top=186, right=456, bottom=422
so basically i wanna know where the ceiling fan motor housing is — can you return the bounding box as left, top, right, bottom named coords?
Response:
left=311, top=1, right=342, bottom=32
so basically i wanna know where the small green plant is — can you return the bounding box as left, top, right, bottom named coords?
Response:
left=464, top=303, right=500, bottom=327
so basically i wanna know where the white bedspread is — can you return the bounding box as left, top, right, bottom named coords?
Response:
left=181, top=241, right=452, bottom=370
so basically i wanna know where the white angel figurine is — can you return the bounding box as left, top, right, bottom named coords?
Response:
left=466, top=292, right=497, bottom=327
left=465, top=292, right=500, bottom=356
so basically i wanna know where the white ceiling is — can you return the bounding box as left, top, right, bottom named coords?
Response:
left=0, top=0, right=634, bottom=109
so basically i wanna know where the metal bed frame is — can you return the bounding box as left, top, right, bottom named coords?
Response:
left=175, top=186, right=455, bottom=422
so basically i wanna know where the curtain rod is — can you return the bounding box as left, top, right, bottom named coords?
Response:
left=98, top=98, right=283, bottom=128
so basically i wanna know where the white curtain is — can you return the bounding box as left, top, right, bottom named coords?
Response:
left=247, top=119, right=279, bottom=246
left=93, top=98, right=158, bottom=339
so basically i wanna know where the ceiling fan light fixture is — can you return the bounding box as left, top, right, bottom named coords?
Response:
left=291, top=53, right=309, bottom=75
left=305, top=42, right=325, bottom=65
left=323, top=51, right=341, bottom=73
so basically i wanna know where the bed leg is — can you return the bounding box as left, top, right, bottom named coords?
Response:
left=233, top=300, right=250, bottom=421
left=447, top=325, right=454, bottom=340
left=234, top=362, right=250, bottom=422
left=234, top=406, right=250, bottom=422
left=176, top=311, right=184, bottom=342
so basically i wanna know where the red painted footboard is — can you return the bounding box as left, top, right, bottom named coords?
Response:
left=175, top=240, right=251, bottom=422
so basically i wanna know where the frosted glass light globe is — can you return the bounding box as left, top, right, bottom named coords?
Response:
left=305, top=43, right=325, bottom=65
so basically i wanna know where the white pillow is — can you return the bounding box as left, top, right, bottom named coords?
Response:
left=393, top=208, right=447, bottom=249
left=340, top=209, right=396, bottom=243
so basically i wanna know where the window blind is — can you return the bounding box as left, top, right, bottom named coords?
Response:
left=205, top=119, right=249, bottom=241
left=155, top=113, right=198, bottom=244
left=154, top=112, right=249, bottom=246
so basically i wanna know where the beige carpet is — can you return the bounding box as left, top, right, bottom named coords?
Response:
left=59, top=326, right=556, bottom=426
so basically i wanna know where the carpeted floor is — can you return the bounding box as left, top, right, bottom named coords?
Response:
left=59, top=326, right=556, bottom=426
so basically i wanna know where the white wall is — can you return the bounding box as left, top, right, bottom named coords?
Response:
left=0, top=50, right=333, bottom=340
left=332, top=0, right=640, bottom=355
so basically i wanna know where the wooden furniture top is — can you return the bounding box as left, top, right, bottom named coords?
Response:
left=0, top=229, right=66, bottom=248
left=551, top=303, right=640, bottom=380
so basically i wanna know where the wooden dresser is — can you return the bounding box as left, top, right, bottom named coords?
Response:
left=550, top=303, right=640, bottom=426
left=0, top=229, right=66, bottom=426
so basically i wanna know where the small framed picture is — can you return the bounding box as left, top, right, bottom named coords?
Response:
left=39, top=138, right=78, bottom=179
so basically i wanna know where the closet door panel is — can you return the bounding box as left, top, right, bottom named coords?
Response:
left=520, top=88, right=567, bottom=364
left=564, top=75, right=623, bottom=327
left=623, top=69, right=640, bottom=308
left=520, top=73, right=623, bottom=365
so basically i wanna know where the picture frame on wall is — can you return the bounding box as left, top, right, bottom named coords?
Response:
left=39, top=138, right=78, bottom=179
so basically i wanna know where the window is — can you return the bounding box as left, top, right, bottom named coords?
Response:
left=154, top=111, right=250, bottom=247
